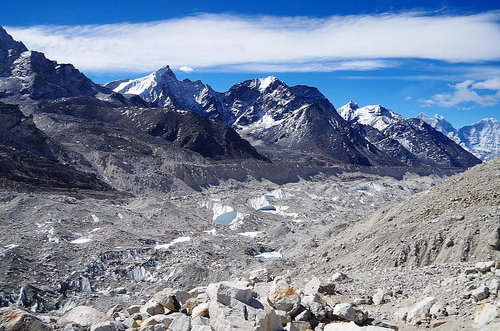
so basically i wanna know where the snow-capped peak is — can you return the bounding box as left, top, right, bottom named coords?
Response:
left=338, top=103, right=404, bottom=131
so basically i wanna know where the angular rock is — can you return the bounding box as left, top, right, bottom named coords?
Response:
left=106, top=305, right=123, bottom=319
left=207, top=281, right=255, bottom=307
left=475, top=303, right=498, bottom=326
left=267, top=277, right=300, bottom=312
left=406, top=297, right=436, bottom=324
left=331, top=303, right=367, bottom=324
left=151, top=290, right=179, bottom=311
left=249, top=268, right=270, bottom=283
left=475, top=261, right=495, bottom=273
left=304, top=277, right=336, bottom=297
left=471, top=286, right=490, bottom=301
left=324, top=321, right=393, bottom=330
left=141, top=301, right=164, bottom=315
left=126, top=305, right=141, bottom=315
left=372, top=289, right=390, bottom=305
left=331, top=272, right=348, bottom=282
left=209, top=299, right=281, bottom=331
left=90, top=321, right=125, bottom=331
left=191, top=302, right=210, bottom=317
left=59, top=306, right=111, bottom=327
left=393, top=307, right=408, bottom=322
left=0, top=307, right=52, bottom=331
left=168, top=314, right=191, bottom=331
left=190, top=326, right=212, bottom=331
left=141, top=314, right=174, bottom=328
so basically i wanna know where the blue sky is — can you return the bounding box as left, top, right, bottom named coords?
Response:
left=2, top=0, right=499, bottom=127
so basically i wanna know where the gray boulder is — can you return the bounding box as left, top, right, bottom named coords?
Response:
left=58, top=306, right=111, bottom=327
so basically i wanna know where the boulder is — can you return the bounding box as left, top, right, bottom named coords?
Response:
left=90, top=321, right=125, bottom=331
left=249, top=268, right=270, bottom=283
left=168, top=314, right=191, bottom=331
left=191, top=303, right=210, bottom=317
left=331, top=303, right=367, bottom=324
left=304, top=277, right=336, bottom=297
left=267, top=277, right=300, bottom=312
left=353, top=297, right=373, bottom=306
left=190, top=326, right=212, bottom=331
left=324, top=321, right=395, bottom=330
left=207, top=281, right=255, bottom=306
left=372, top=289, right=390, bottom=305
left=475, top=261, right=495, bottom=273
left=471, top=286, right=490, bottom=301
left=0, top=307, right=52, bottom=331
left=209, top=299, right=281, bottom=331
left=151, top=290, right=179, bottom=311
left=126, top=305, right=141, bottom=315
left=141, top=314, right=174, bottom=328
left=475, top=303, right=498, bottom=326
left=106, top=305, right=123, bottom=319
left=141, top=301, right=164, bottom=315
left=393, top=307, right=408, bottom=322
left=429, top=301, right=446, bottom=318
left=406, top=297, right=436, bottom=324
left=331, top=272, right=348, bottom=282
left=59, top=306, right=111, bottom=327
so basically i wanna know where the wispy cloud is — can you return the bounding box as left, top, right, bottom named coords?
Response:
left=421, top=78, right=500, bottom=108
left=5, top=11, right=500, bottom=73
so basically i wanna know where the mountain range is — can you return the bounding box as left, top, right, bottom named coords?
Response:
left=415, top=113, right=499, bottom=161
left=0, top=25, right=488, bottom=192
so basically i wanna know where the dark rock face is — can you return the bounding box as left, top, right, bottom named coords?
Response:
left=38, top=98, right=268, bottom=161
left=146, top=110, right=268, bottom=161
left=0, top=102, right=110, bottom=190
left=382, top=119, right=481, bottom=168
left=352, top=123, right=425, bottom=167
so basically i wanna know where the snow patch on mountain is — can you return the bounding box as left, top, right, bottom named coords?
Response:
left=417, top=113, right=499, bottom=161
left=338, top=101, right=404, bottom=131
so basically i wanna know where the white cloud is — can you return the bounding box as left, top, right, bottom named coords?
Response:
left=421, top=78, right=500, bottom=107
left=5, top=11, right=500, bottom=73
left=179, top=66, right=194, bottom=73
left=473, top=77, right=500, bottom=90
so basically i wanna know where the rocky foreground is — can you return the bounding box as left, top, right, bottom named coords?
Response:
left=1, top=259, right=499, bottom=331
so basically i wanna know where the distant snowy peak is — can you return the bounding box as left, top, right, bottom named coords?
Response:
left=415, top=112, right=460, bottom=144
left=458, top=118, right=500, bottom=161
left=338, top=102, right=404, bottom=131
left=416, top=113, right=499, bottom=161
left=105, top=66, right=233, bottom=121
left=249, top=75, right=281, bottom=92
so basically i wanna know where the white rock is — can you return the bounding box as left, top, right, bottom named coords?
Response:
left=249, top=268, right=270, bottom=283
left=141, top=301, right=164, bottom=315
left=332, top=303, right=367, bottom=324
left=475, top=261, right=495, bottom=273
left=331, top=272, right=348, bottom=282
left=372, top=289, right=390, bottom=305
left=168, top=313, right=191, bottom=331
left=406, top=297, right=436, bottom=324
left=191, top=302, right=210, bottom=317
left=59, top=306, right=111, bottom=327
left=267, top=277, right=300, bottom=312
left=474, top=303, right=498, bottom=326
left=324, top=321, right=393, bottom=330
left=207, top=281, right=255, bottom=306
left=90, top=321, right=124, bottom=331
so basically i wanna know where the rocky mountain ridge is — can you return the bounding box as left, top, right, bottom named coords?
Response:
left=416, top=113, right=499, bottom=161
left=337, top=102, right=481, bottom=168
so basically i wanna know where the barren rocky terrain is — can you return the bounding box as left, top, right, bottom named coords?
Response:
left=1, top=159, right=498, bottom=330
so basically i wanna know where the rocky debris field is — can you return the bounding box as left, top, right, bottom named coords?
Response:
left=0, top=261, right=498, bottom=330
left=0, top=159, right=498, bottom=330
